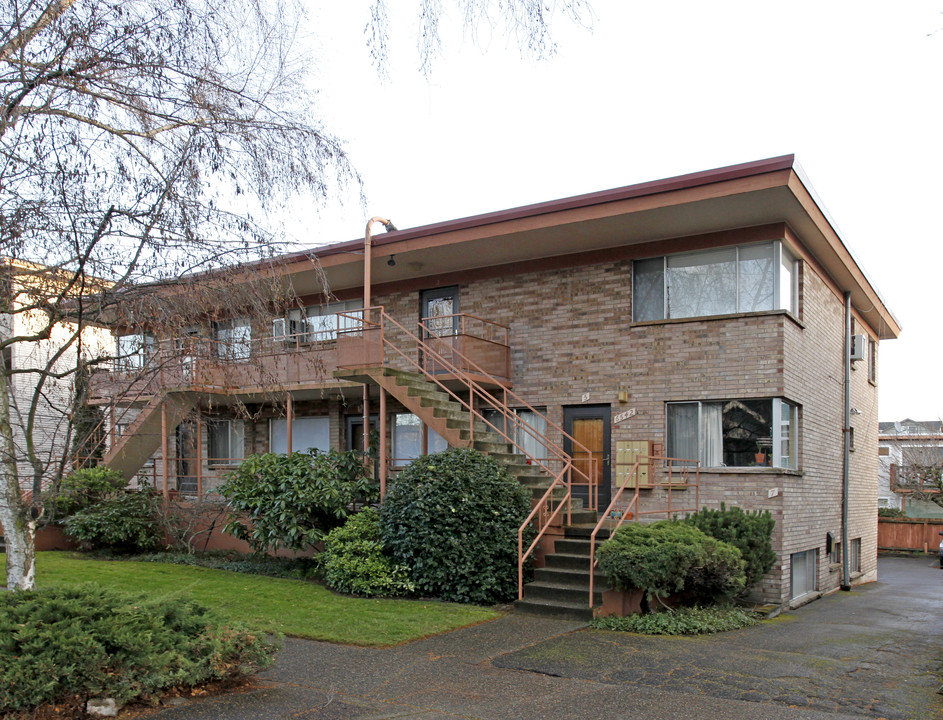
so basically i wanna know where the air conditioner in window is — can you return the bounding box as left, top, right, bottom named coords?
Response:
left=850, top=334, right=867, bottom=362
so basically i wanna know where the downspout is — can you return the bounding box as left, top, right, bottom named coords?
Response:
left=841, top=291, right=851, bottom=591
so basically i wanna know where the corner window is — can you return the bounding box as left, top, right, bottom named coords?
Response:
left=633, top=241, right=797, bottom=322
left=115, top=333, right=154, bottom=371
left=214, top=318, right=251, bottom=361
left=666, top=398, right=798, bottom=468
left=207, top=419, right=244, bottom=467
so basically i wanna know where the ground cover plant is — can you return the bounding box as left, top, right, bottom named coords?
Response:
left=380, top=447, right=531, bottom=605
left=219, top=449, right=377, bottom=553
left=0, top=553, right=500, bottom=647
left=0, top=585, right=276, bottom=716
left=591, top=606, right=762, bottom=635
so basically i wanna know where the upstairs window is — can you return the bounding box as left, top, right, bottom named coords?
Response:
left=666, top=398, right=798, bottom=469
left=213, top=318, right=251, bottom=361
left=273, top=300, right=363, bottom=344
left=633, top=241, right=797, bottom=322
left=115, top=333, right=154, bottom=372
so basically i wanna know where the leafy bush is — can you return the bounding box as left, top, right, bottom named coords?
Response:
left=380, top=447, right=531, bottom=605
left=49, top=466, right=127, bottom=519
left=878, top=507, right=904, bottom=518
left=218, top=449, right=377, bottom=553
left=0, top=585, right=278, bottom=715
left=596, top=520, right=746, bottom=605
left=322, top=508, right=415, bottom=597
left=591, top=606, right=762, bottom=635
left=685, top=503, right=776, bottom=586
left=63, top=488, right=163, bottom=553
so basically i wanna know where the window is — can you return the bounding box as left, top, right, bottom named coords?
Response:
left=115, top=333, right=154, bottom=371
left=274, top=301, right=363, bottom=344
left=392, top=413, right=447, bottom=465
left=868, top=338, right=877, bottom=383
left=633, top=241, right=797, bottom=322
left=666, top=398, right=797, bottom=468
left=270, top=416, right=329, bottom=454
left=207, top=419, right=244, bottom=466
left=849, top=538, right=861, bottom=574
left=482, top=407, right=550, bottom=460
left=830, top=541, right=841, bottom=565
left=790, top=549, right=817, bottom=599
left=214, top=319, right=251, bottom=361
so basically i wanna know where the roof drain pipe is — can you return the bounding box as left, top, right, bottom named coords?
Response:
left=841, top=291, right=852, bottom=591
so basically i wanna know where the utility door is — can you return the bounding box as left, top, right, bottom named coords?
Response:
left=563, top=405, right=611, bottom=511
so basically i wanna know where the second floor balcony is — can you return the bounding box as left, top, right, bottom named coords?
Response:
left=90, top=309, right=512, bottom=402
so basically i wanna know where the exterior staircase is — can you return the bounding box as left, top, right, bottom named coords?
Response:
left=334, top=365, right=608, bottom=621
left=102, top=391, right=199, bottom=481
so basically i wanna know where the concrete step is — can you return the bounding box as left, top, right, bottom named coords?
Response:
left=523, top=580, right=603, bottom=606
left=534, top=566, right=609, bottom=588
left=513, top=596, right=595, bottom=622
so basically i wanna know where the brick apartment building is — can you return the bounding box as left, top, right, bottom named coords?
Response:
left=95, top=155, right=899, bottom=611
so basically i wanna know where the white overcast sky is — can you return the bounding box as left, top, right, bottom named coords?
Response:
left=283, top=0, right=942, bottom=423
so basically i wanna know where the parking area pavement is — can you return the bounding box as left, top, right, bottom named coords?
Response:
left=151, top=556, right=943, bottom=719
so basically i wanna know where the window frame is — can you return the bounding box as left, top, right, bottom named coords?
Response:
left=633, top=240, right=798, bottom=322
left=665, top=397, right=798, bottom=469
left=273, top=301, right=364, bottom=344
left=269, top=415, right=330, bottom=455
left=207, top=418, right=245, bottom=467
left=213, top=318, right=251, bottom=361
left=115, top=332, right=155, bottom=372
left=391, top=412, right=448, bottom=466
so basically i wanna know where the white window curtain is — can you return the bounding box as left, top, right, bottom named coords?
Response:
left=700, top=403, right=723, bottom=467
left=392, top=413, right=447, bottom=464
left=208, top=419, right=244, bottom=466
left=667, top=403, right=699, bottom=464
left=515, top=410, right=548, bottom=460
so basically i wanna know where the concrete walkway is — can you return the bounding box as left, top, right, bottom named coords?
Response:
left=151, top=556, right=943, bottom=719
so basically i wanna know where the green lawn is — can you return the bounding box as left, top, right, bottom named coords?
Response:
left=1, top=552, right=503, bottom=647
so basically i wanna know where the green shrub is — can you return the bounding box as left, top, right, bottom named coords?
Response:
left=685, top=503, right=776, bottom=586
left=0, top=585, right=278, bottom=714
left=49, top=467, right=127, bottom=519
left=218, top=449, right=377, bottom=553
left=878, top=507, right=904, bottom=518
left=63, top=488, right=163, bottom=553
left=591, top=606, right=762, bottom=635
left=596, top=520, right=746, bottom=605
left=322, top=508, right=415, bottom=597
left=380, top=447, right=531, bottom=605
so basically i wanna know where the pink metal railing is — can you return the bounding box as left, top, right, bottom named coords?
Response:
left=587, top=456, right=700, bottom=607
left=336, top=306, right=598, bottom=600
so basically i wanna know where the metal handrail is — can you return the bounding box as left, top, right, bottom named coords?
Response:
left=518, top=462, right=571, bottom=599
left=587, top=456, right=701, bottom=607
left=344, top=308, right=599, bottom=599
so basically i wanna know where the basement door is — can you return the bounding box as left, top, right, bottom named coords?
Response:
left=563, top=405, right=611, bottom=511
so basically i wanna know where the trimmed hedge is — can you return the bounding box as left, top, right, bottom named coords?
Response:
left=0, top=586, right=277, bottom=715
left=322, top=508, right=414, bottom=597
left=380, top=447, right=531, bottom=605
left=596, top=520, right=746, bottom=604
left=685, top=503, right=775, bottom=586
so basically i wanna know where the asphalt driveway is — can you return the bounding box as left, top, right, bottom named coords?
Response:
left=151, top=556, right=943, bottom=719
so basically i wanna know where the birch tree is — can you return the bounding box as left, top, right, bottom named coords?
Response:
left=0, top=0, right=590, bottom=590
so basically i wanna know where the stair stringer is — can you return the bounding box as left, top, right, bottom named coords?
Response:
left=102, top=391, right=199, bottom=481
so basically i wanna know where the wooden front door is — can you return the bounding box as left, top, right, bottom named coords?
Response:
left=563, top=405, right=611, bottom=511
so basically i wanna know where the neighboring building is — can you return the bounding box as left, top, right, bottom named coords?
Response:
left=879, top=419, right=943, bottom=518
left=92, top=155, right=899, bottom=611
left=0, top=261, right=112, bottom=498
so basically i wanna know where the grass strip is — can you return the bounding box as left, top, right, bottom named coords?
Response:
left=2, top=552, right=502, bottom=647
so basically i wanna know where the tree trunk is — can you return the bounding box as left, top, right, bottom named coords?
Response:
left=0, top=498, right=35, bottom=590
